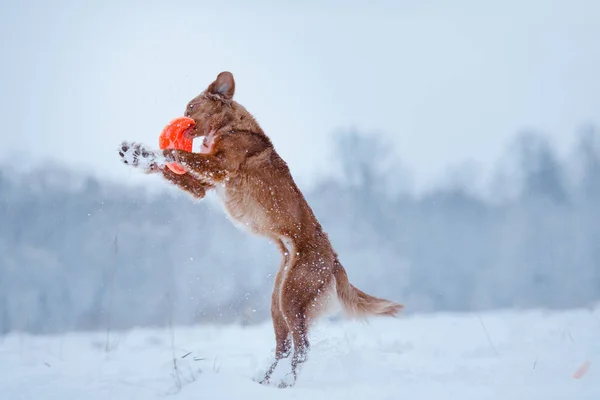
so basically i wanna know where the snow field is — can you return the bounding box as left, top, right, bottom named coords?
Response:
left=0, top=308, right=598, bottom=399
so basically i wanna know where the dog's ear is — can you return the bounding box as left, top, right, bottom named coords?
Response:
left=207, top=71, right=235, bottom=100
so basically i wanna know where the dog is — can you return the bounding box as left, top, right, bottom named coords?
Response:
left=118, top=71, right=403, bottom=387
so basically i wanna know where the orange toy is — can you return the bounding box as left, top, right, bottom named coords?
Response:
left=159, top=116, right=196, bottom=174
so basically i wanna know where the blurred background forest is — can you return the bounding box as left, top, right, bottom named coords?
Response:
left=1, top=124, right=599, bottom=335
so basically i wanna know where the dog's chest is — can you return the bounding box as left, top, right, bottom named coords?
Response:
left=215, top=184, right=267, bottom=234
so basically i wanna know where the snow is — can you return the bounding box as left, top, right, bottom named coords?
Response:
left=1, top=308, right=599, bottom=399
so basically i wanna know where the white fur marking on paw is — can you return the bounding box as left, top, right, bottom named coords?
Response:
left=119, top=143, right=136, bottom=165
left=119, top=142, right=166, bottom=171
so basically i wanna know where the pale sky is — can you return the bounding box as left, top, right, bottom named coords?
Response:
left=1, top=0, right=599, bottom=195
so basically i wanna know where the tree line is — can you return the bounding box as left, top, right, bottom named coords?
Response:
left=0, top=125, right=599, bottom=334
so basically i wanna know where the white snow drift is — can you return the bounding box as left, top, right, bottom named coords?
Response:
left=1, top=308, right=598, bottom=399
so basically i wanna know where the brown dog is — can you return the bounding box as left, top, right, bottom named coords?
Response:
left=118, top=71, right=403, bottom=387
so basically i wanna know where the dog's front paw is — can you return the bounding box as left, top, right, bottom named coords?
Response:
left=118, top=141, right=163, bottom=172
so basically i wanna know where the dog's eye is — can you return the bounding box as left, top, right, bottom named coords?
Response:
left=185, top=104, right=195, bottom=117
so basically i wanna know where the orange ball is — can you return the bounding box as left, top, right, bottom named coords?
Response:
left=159, top=116, right=196, bottom=174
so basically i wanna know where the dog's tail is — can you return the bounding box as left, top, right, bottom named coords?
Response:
left=333, top=261, right=404, bottom=319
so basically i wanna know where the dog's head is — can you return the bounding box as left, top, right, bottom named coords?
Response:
left=184, top=71, right=243, bottom=136
left=183, top=71, right=267, bottom=155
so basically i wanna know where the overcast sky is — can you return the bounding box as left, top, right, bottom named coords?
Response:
left=1, top=0, right=599, bottom=195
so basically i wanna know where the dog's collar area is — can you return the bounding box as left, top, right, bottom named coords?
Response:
left=191, top=136, right=204, bottom=153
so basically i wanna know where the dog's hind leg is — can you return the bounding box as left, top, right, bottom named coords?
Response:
left=276, top=251, right=334, bottom=388
left=260, top=240, right=292, bottom=385
left=260, top=308, right=291, bottom=384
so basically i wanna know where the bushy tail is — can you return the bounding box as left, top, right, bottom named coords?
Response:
left=333, top=262, right=404, bottom=319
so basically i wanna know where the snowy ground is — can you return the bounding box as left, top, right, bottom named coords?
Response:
left=1, top=308, right=599, bottom=400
